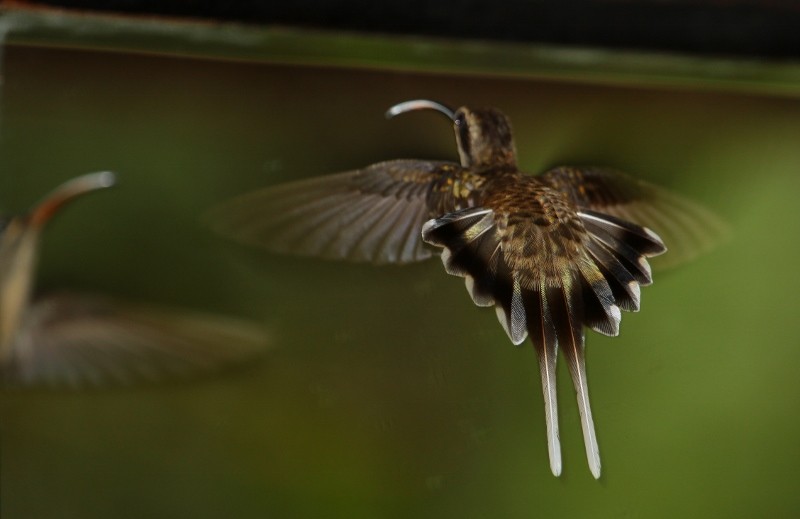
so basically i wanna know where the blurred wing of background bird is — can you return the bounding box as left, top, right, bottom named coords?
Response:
left=539, top=166, right=729, bottom=269
left=206, top=159, right=460, bottom=265
left=2, top=293, right=269, bottom=387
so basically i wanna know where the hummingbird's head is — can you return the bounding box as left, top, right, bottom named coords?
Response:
left=0, top=172, right=116, bottom=284
left=386, top=99, right=518, bottom=170
left=452, top=106, right=516, bottom=169
left=0, top=172, right=115, bottom=354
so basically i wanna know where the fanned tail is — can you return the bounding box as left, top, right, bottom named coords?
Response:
left=580, top=210, right=666, bottom=313
left=423, top=204, right=666, bottom=478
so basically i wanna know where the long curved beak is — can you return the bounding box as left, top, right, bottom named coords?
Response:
left=29, top=171, right=116, bottom=227
left=385, top=99, right=456, bottom=121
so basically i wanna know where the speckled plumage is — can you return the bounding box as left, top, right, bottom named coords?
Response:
left=210, top=100, right=726, bottom=478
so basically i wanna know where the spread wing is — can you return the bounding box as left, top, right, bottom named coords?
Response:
left=422, top=202, right=666, bottom=479
left=2, top=293, right=269, bottom=387
left=207, top=159, right=462, bottom=265
left=539, top=166, right=728, bottom=269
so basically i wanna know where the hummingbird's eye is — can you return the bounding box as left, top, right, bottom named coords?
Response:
left=454, top=113, right=471, bottom=154
left=454, top=112, right=468, bottom=131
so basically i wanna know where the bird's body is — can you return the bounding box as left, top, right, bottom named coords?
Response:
left=209, top=100, right=726, bottom=478
left=418, top=156, right=667, bottom=480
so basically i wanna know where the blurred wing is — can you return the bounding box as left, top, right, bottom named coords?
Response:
left=3, top=293, right=269, bottom=387
left=539, top=166, right=729, bottom=269
left=207, top=159, right=462, bottom=265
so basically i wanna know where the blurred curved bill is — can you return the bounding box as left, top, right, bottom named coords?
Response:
left=385, top=99, right=456, bottom=120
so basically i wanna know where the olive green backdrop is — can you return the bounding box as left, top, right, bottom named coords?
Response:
left=1, top=13, right=799, bottom=519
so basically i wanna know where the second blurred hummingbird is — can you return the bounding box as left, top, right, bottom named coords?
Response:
left=208, top=100, right=726, bottom=478
left=1, top=172, right=268, bottom=387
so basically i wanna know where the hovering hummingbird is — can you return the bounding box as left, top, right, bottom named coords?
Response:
left=208, top=100, right=726, bottom=478
left=1, top=172, right=268, bottom=387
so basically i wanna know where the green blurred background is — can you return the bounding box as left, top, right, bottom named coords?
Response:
left=1, top=10, right=799, bottom=519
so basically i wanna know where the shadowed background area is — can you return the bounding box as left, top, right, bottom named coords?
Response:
left=0, top=9, right=799, bottom=519
left=24, top=0, right=800, bottom=58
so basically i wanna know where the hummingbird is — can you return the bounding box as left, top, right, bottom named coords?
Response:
left=1, top=172, right=268, bottom=387
left=208, top=100, right=726, bottom=478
